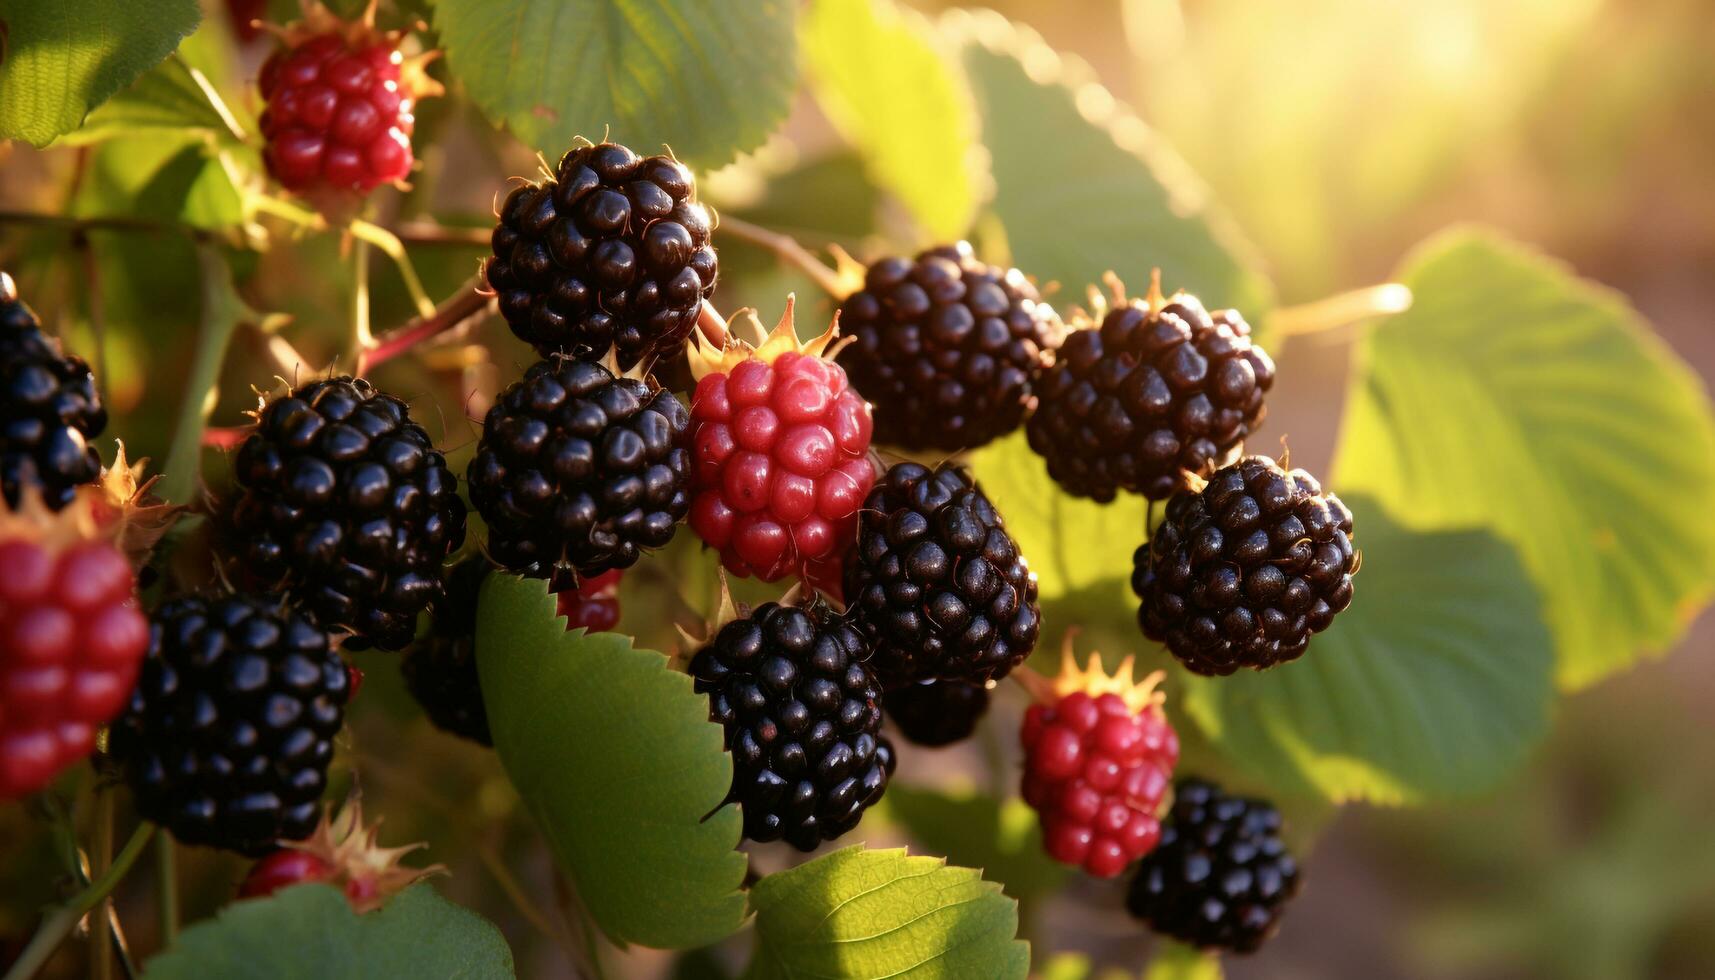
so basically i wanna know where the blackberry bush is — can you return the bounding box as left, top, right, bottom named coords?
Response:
left=0, top=272, right=105, bottom=512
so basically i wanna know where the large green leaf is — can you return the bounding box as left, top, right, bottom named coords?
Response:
left=744, top=846, right=1029, bottom=980
left=946, top=10, right=1271, bottom=317
left=880, top=785, right=1069, bottom=920
left=801, top=0, right=980, bottom=242
left=1333, top=229, right=1715, bottom=689
left=1180, top=496, right=1555, bottom=805
left=475, top=573, right=748, bottom=949
left=0, top=0, right=201, bottom=147
left=141, top=884, right=514, bottom=979
left=432, top=0, right=795, bottom=169
left=58, top=56, right=239, bottom=146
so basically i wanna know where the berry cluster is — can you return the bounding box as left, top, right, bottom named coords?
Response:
left=1, top=272, right=105, bottom=512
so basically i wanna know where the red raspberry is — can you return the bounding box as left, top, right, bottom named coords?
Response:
left=237, top=798, right=441, bottom=913
left=556, top=569, right=624, bottom=632
left=0, top=493, right=148, bottom=800
left=686, top=300, right=875, bottom=583
left=1019, top=648, right=1178, bottom=878
left=257, top=3, right=439, bottom=201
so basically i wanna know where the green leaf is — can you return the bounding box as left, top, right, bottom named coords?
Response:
left=475, top=573, right=747, bottom=949
left=432, top=0, right=796, bottom=169
left=57, top=56, right=238, bottom=146
left=1332, top=228, right=1715, bottom=689
left=880, top=785, right=1068, bottom=920
left=744, top=846, right=1029, bottom=980
left=801, top=0, right=980, bottom=242
left=141, top=884, right=514, bottom=979
left=0, top=0, right=202, bottom=147
left=1180, top=496, right=1555, bottom=805
left=1142, top=941, right=1223, bottom=980
left=947, top=10, right=1271, bottom=317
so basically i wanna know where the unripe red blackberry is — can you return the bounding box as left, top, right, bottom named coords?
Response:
left=1027, top=274, right=1273, bottom=502
left=686, top=301, right=876, bottom=584
left=257, top=2, right=439, bottom=202
left=0, top=492, right=149, bottom=800
left=688, top=597, right=894, bottom=850
left=238, top=798, right=440, bottom=912
left=225, top=376, right=466, bottom=651
left=883, top=679, right=990, bottom=747
left=1, top=272, right=106, bottom=512
left=108, top=593, right=348, bottom=855
left=1134, top=455, right=1357, bottom=675
left=485, top=141, right=718, bottom=370
left=837, top=243, right=1062, bottom=450
left=556, top=568, right=623, bottom=632
left=1019, top=649, right=1179, bottom=878
left=1127, top=778, right=1301, bottom=953
left=467, top=358, right=689, bottom=583
left=844, top=462, right=1039, bottom=688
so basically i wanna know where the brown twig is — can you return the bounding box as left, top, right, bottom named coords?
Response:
left=394, top=222, right=492, bottom=247
left=717, top=215, right=849, bottom=298
left=356, top=276, right=494, bottom=375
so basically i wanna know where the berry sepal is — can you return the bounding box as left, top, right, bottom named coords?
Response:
left=238, top=795, right=443, bottom=912
left=685, top=295, right=848, bottom=382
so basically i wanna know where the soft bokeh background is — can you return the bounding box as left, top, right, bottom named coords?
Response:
left=3, top=0, right=1714, bottom=977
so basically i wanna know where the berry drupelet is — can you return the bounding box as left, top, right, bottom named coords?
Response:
left=688, top=598, right=894, bottom=850
left=486, top=141, right=718, bottom=369
left=1027, top=273, right=1273, bottom=502
left=467, top=358, right=689, bottom=583
left=109, top=594, right=349, bottom=855
left=837, top=242, right=1062, bottom=451
left=1134, top=455, right=1357, bottom=675
left=1127, top=778, right=1301, bottom=953
left=1, top=272, right=106, bottom=511
left=843, top=462, right=1039, bottom=689
left=226, top=376, right=466, bottom=651
left=883, top=679, right=990, bottom=747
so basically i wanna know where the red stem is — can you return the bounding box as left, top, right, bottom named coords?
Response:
left=356, top=278, right=494, bottom=375
left=202, top=426, right=249, bottom=449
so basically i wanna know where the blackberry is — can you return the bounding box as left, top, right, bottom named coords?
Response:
left=1127, top=778, right=1301, bottom=953
left=0, top=272, right=106, bottom=511
left=843, top=462, right=1040, bottom=689
left=401, top=558, right=491, bottom=746
left=884, top=680, right=989, bottom=747
left=689, top=600, right=894, bottom=850
left=108, top=594, right=349, bottom=856
left=1026, top=276, right=1273, bottom=501
left=468, top=358, right=690, bottom=583
left=1134, top=455, right=1356, bottom=675
left=485, top=141, right=718, bottom=370
left=226, top=376, right=466, bottom=650
left=837, top=242, right=1062, bottom=450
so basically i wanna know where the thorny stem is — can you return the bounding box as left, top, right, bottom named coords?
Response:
left=350, top=237, right=373, bottom=364
left=1, top=824, right=156, bottom=980
left=156, top=836, right=179, bottom=949
left=356, top=276, right=493, bottom=375
left=1270, top=283, right=1413, bottom=340
left=89, top=788, right=114, bottom=980
left=717, top=215, right=849, bottom=299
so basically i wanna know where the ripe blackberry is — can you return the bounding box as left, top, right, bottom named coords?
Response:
left=400, top=558, right=491, bottom=746
left=1134, top=455, right=1357, bottom=675
left=1, top=272, right=106, bottom=511
left=837, top=242, right=1062, bottom=450
left=1127, top=778, right=1301, bottom=953
left=485, top=140, right=718, bottom=369
left=883, top=680, right=989, bottom=747
left=844, top=462, right=1039, bottom=688
left=689, top=599, right=894, bottom=850
left=0, top=493, right=149, bottom=800
left=468, top=358, right=689, bottom=583
left=1026, top=274, right=1273, bottom=502
left=226, top=375, right=466, bottom=650
left=257, top=2, right=439, bottom=201
left=108, top=594, right=348, bottom=855
left=686, top=301, right=876, bottom=583
left=1019, top=651, right=1178, bottom=878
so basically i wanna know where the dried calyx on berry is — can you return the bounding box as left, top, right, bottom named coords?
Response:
left=88, top=442, right=182, bottom=568
left=257, top=0, right=441, bottom=205
left=1018, top=642, right=1180, bottom=878
left=1, top=271, right=106, bottom=512
left=1027, top=272, right=1273, bottom=502
left=685, top=298, right=877, bottom=585
left=239, top=796, right=443, bottom=912
left=468, top=353, right=689, bottom=584
left=486, top=140, right=718, bottom=371
left=838, top=242, right=1063, bottom=451
left=0, top=489, right=150, bottom=800
left=883, top=679, right=991, bottom=747
left=1134, top=454, right=1357, bottom=675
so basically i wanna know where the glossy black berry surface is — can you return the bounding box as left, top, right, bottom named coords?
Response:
left=0, top=271, right=105, bottom=510
left=883, top=679, right=990, bottom=747
left=401, top=558, right=492, bottom=746
left=109, top=594, right=348, bottom=856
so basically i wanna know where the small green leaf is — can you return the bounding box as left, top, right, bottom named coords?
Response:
left=475, top=573, right=747, bottom=949
left=880, top=785, right=1069, bottom=919
left=1180, top=496, right=1555, bottom=805
left=0, top=0, right=202, bottom=147
left=140, top=884, right=514, bottom=979
left=1143, top=940, right=1223, bottom=980
left=1333, top=228, right=1715, bottom=689
left=433, top=0, right=796, bottom=169
left=801, top=0, right=980, bottom=242
left=744, top=846, right=1029, bottom=980
left=947, top=10, right=1271, bottom=317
